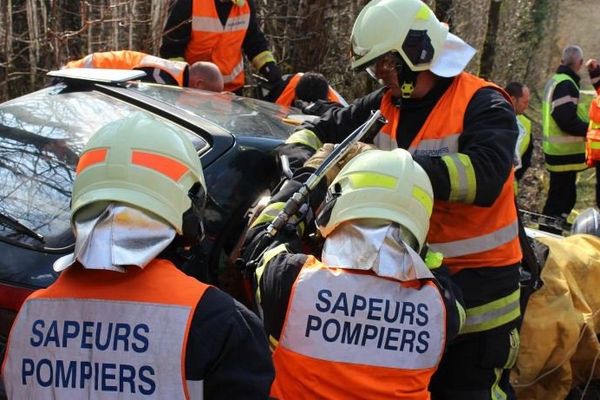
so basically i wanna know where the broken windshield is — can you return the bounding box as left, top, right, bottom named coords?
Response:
left=0, top=86, right=206, bottom=250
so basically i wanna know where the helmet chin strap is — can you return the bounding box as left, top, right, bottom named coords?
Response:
left=393, top=54, right=420, bottom=102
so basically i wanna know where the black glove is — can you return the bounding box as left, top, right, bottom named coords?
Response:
left=277, top=142, right=316, bottom=172
left=294, top=99, right=342, bottom=117
left=271, top=169, right=328, bottom=217
left=259, top=61, right=283, bottom=86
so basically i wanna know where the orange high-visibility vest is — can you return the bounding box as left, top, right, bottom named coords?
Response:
left=270, top=257, right=446, bottom=400
left=66, top=50, right=188, bottom=86
left=275, top=73, right=346, bottom=107
left=2, top=259, right=208, bottom=399
left=185, top=0, right=250, bottom=92
left=376, top=73, right=521, bottom=272
left=586, top=95, right=600, bottom=167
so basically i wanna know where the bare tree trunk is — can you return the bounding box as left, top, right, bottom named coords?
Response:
left=434, top=0, right=453, bottom=23
left=479, top=0, right=502, bottom=79
left=112, top=0, right=119, bottom=50
left=87, top=2, right=93, bottom=54
left=26, top=0, right=38, bottom=89
left=0, top=0, right=594, bottom=108
left=128, top=0, right=134, bottom=50
left=150, top=0, right=169, bottom=54
left=1, top=0, right=12, bottom=100
left=291, top=0, right=328, bottom=72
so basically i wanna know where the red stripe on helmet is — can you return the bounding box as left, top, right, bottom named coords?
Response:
left=76, top=148, right=108, bottom=175
left=131, top=150, right=189, bottom=181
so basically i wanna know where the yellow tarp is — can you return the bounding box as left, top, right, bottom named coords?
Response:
left=511, top=234, right=600, bottom=399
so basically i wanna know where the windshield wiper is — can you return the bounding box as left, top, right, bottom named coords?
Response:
left=0, top=212, right=45, bottom=243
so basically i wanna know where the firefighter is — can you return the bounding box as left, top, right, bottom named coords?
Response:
left=65, top=50, right=224, bottom=92
left=243, top=148, right=464, bottom=399
left=541, top=45, right=589, bottom=233
left=586, top=58, right=600, bottom=208
left=1, top=114, right=273, bottom=399
left=265, top=72, right=348, bottom=114
left=160, top=0, right=282, bottom=94
left=505, top=82, right=533, bottom=182
left=278, top=0, right=522, bottom=398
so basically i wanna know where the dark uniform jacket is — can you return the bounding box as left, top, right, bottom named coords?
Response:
left=284, top=78, right=521, bottom=333
left=550, top=65, right=588, bottom=137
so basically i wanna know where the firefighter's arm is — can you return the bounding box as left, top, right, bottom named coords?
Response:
left=241, top=0, right=281, bottom=85
left=186, top=288, right=274, bottom=399
left=425, top=253, right=465, bottom=341
left=159, top=0, right=192, bottom=60
left=278, top=131, right=324, bottom=172
left=414, top=88, right=517, bottom=207
left=240, top=170, right=323, bottom=345
left=244, top=137, right=375, bottom=264
left=243, top=168, right=328, bottom=260
left=300, top=88, right=386, bottom=145
left=258, top=252, right=308, bottom=346
left=279, top=88, right=384, bottom=173
left=551, top=80, right=588, bottom=136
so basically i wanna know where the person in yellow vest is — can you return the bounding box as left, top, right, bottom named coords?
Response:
left=265, top=72, right=348, bottom=115
left=277, top=0, right=523, bottom=398
left=160, top=0, right=282, bottom=94
left=65, top=50, right=224, bottom=92
left=1, top=114, right=273, bottom=399
left=242, top=148, right=465, bottom=399
left=504, top=82, right=533, bottom=182
left=540, top=45, right=589, bottom=233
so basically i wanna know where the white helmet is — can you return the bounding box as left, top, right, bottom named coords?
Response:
left=316, top=148, right=434, bottom=251
left=72, top=113, right=206, bottom=241
left=350, top=0, right=448, bottom=72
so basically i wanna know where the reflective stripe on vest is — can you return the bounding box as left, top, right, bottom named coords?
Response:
left=270, top=257, right=445, bottom=400
left=461, top=289, right=520, bottom=334
left=542, top=73, right=587, bottom=171
left=275, top=73, right=347, bottom=107
left=186, top=0, right=250, bottom=92
left=429, top=220, right=519, bottom=258
left=586, top=96, right=600, bottom=166
left=137, top=55, right=187, bottom=86
left=378, top=73, right=522, bottom=270
left=285, top=128, right=323, bottom=151
left=65, top=50, right=187, bottom=86
left=441, top=153, right=476, bottom=203
left=1, top=259, right=208, bottom=399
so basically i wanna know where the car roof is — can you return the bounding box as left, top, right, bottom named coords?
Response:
left=46, top=68, right=296, bottom=141
left=48, top=68, right=147, bottom=83
left=0, top=72, right=296, bottom=251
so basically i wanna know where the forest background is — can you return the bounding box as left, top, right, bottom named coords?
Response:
left=1, top=0, right=599, bottom=217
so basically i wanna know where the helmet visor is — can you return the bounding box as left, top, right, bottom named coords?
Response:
left=360, top=52, right=401, bottom=81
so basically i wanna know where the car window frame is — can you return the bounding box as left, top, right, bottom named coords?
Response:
left=96, top=83, right=235, bottom=168
left=0, top=82, right=235, bottom=252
